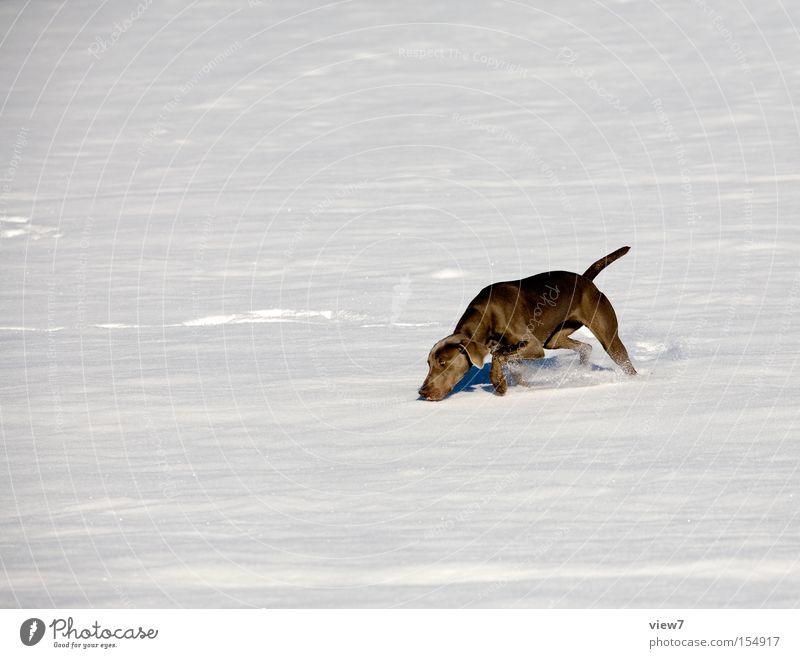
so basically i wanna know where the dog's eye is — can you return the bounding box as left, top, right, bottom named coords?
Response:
left=438, top=360, right=446, bottom=367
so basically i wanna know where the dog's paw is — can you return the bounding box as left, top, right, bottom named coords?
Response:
left=493, top=378, right=508, bottom=396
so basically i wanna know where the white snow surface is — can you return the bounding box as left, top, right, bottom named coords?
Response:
left=1, top=0, right=798, bottom=607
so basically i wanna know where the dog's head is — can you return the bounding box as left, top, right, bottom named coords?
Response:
left=418, top=333, right=489, bottom=401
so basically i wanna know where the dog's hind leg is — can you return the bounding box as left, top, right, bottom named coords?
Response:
left=581, top=293, right=637, bottom=375
left=545, top=326, right=592, bottom=365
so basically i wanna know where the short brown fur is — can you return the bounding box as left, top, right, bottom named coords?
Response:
left=418, top=247, right=636, bottom=401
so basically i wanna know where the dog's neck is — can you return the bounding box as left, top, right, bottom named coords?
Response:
left=454, top=307, right=492, bottom=347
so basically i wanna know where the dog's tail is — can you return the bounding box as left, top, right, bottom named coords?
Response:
left=582, top=246, right=630, bottom=280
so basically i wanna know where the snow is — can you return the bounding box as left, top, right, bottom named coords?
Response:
left=1, top=0, right=798, bottom=607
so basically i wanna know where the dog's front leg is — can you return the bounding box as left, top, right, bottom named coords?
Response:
left=489, top=340, right=532, bottom=394
left=490, top=355, right=509, bottom=395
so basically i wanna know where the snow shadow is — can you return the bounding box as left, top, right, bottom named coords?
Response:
left=446, top=355, right=615, bottom=397
left=418, top=336, right=679, bottom=400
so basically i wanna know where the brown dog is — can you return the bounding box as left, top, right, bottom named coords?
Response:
left=418, top=247, right=636, bottom=401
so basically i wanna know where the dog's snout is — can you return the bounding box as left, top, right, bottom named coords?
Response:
left=418, top=382, right=437, bottom=400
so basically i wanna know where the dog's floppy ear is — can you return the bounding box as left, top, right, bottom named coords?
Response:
left=454, top=334, right=490, bottom=367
